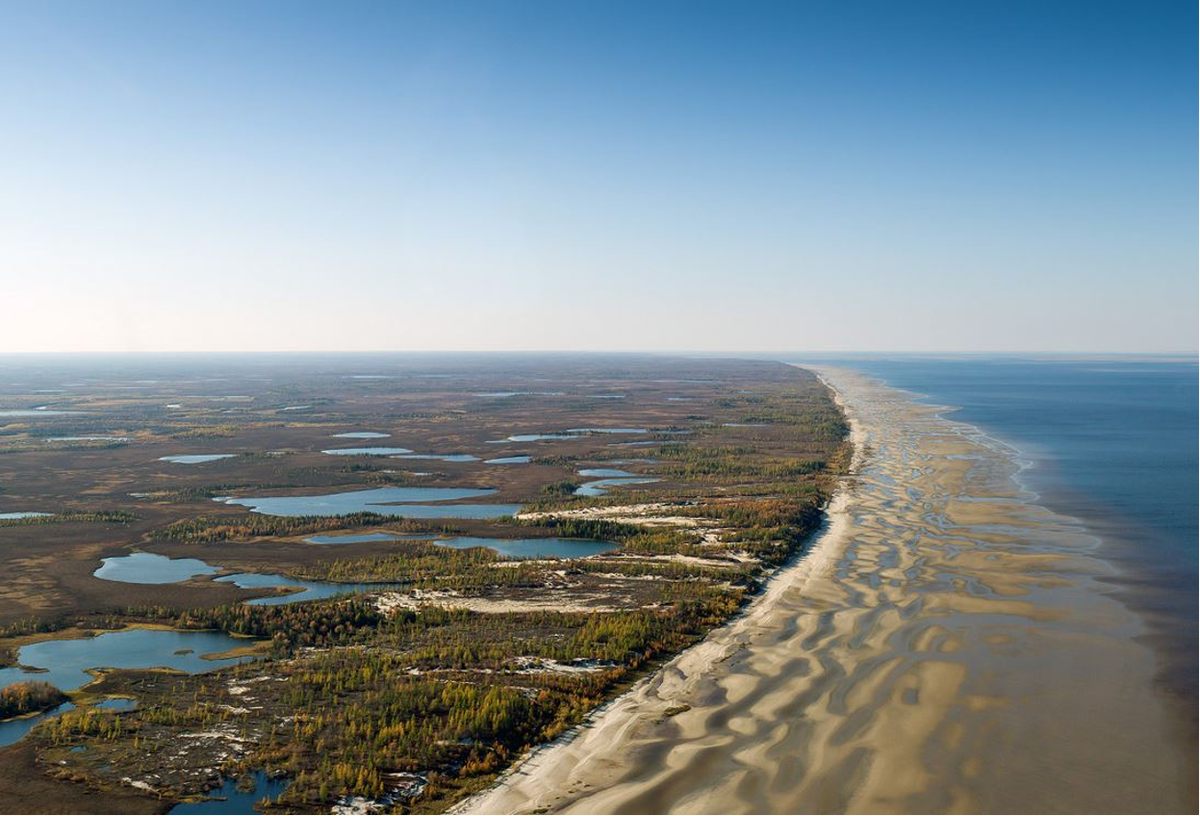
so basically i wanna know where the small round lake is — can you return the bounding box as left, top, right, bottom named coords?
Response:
left=435, top=537, right=616, bottom=559
left=94, top=552, right=220, bottom=584
left=0, top=628, right=258, bottom=692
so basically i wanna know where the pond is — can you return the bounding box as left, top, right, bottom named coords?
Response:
left=321, top=447, right=412, bottom=456
left=0, top=511, right=53, bottom=519
left=574, top=468, right=660, bottom=497
left=303, top=532, right=433, bottom=544
left=393, top=453, right=479, bottom=462
left=332, top=432, right=391, bottom=439
left=0, top=701, right=74, bottom=747
left=93, top=697, right=137, bottom=711
left=565, top=428, right=648, bottom=434
left=94, top=552, right=220, bottom=584
left=214, top=573, right=391, bottom=606
left=49, top=436, right=130, bottom=442
left=488, top=433, right=578, bottom=443
left=0, top=628, right=258, bottom=692
left=485, top=455, right=532, bottom=464
left=216, top=487, right=520, bottom=519
left=0, top=409, right=83, bottom=416
left=159, top=454, right=237, bottom=464
left=169, top=771, right=291, bottom=815
left=435, top=537, right=616, bottom=559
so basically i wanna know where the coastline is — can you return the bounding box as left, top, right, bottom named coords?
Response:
left=453, top=370, right=865, bottom=815
left=457, top=366, right=1190, bottom=815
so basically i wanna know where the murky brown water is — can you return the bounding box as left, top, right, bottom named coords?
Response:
left=462, top=368, right=1192, bottom=814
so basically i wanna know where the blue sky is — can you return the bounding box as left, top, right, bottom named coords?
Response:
left=1, top=0, right=1195, bottom=352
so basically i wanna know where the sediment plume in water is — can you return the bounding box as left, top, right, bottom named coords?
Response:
left=459, top=367, right=1191, bottom=815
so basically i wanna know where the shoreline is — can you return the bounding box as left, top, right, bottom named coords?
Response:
left=457, top=366, right=1191, bottom=815
left=453, top=371, right=864, bottom=815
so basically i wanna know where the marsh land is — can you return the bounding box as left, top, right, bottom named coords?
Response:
left=0, top=354, right=847, bottom=814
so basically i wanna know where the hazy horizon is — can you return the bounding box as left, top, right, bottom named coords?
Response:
left=2, top=0, right=1196, bottom=354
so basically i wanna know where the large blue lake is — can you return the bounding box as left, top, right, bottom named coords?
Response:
left=793, top=354, right=1198, bottom=694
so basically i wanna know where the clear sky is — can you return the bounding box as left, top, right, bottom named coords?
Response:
left=1, top=0, right=1195, bottom=353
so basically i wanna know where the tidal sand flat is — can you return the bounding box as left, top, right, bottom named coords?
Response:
left=461, top=368, right=1190, bottom=814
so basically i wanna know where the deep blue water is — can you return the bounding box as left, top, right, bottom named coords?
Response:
left=793, top=354, right=1198, bottom=687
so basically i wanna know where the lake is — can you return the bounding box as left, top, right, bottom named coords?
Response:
left=0, top=628, right=257, bottom=692
left=214, top=573, right=391, bottom=606
left=216, top=486, right=520, bottom=519
left=394, top=453, right=480, bottom=462
left=94, top=552, right=219, bottom=584
left=169, top=771, right=291, bottom=814
left=0, top=701, right=75, bottom=747
left=321, top=447, right=412, bottom=456
left=485, top=455, right=532, bottom=464
left=304, top=532, right=433, bottom=544
left=331, top=431, right=390, bottom=439
left=159, top=454, right=236, bottom=464
left=575, top=468, right=660, bottom=497
left=434, top=537, right=616, bottom=559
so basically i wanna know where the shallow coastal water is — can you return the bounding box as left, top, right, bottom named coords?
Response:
left=462, top=368, right=1191, bottom=814
left=0, top=629, right=255, bottom=692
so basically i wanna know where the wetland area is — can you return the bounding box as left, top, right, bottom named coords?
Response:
left=0, top=354, right=847, bottom=814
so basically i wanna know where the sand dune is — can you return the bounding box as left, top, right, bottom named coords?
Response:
left=458, top=367, right=1190, bottom=815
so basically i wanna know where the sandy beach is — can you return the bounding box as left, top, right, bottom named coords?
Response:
left=458, top=367, right=1192, bottom=815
